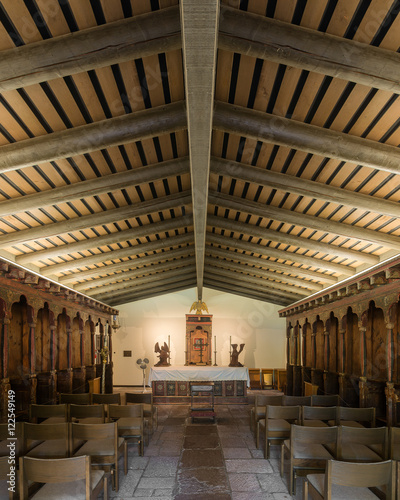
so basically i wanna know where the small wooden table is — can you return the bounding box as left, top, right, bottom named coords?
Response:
left=190, top=382, right=216, bottom=422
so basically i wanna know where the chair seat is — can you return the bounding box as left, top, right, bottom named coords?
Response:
left=307, top=473, right=379, bottom=499
left=328, top=420, right=365, bottom=427
left=40, top=417, right=66, bottom=424
left=74, top=437, right=124, bottom=458
left=72, top=417, right=104, bottom=425
left=26, top=439, right=67, bottom=458
left=340, top=443, right=382, bottom=462
left=303, top=420, right=329, bottom=427
left=285, top=440, right=334, bottom=460
left=31, top=470, right=105, bottom=499
left=255, top=409, right=266, bottom=420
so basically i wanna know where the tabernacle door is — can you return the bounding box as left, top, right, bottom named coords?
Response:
left=185, top=314, right=212, bottom=365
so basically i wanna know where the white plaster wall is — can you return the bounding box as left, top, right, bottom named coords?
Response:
left=112, top=287, right=287, bottom=386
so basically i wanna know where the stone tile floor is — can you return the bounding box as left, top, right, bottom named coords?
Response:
left=108, top=403, right=303, bottom=499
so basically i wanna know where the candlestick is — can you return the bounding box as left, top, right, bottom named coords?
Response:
left=213, top=335, right=217, bottom=366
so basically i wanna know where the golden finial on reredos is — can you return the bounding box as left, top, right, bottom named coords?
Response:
left=190, top=300, right=209, bottom=314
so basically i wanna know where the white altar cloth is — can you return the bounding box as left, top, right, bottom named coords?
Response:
left=148, top=366, right=250, bottom=387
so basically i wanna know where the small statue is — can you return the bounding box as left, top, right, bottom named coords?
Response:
left=154, top=342, right=170, bottom=366
left=229, top=343, right=245, bottom=367
left=190, top=300, right=209, bottom=314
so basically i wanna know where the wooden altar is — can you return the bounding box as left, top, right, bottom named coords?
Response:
left=185, top=314, right=212, bottom=365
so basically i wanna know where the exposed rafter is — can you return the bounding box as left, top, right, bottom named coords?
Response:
left=180, top=0, right=219, bottom=301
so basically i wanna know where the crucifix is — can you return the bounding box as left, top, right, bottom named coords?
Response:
left=196, top=338, right=209, bottom=366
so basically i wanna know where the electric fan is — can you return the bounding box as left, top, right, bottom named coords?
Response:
left=136, top=358, right=149, bottom=392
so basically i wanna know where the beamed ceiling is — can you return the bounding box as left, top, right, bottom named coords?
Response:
left=0, top=0, right=399, bottom=308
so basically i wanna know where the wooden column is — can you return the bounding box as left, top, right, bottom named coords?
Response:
left=358, top=323, right=368, bottom=408
left=338, top=326, right=346, bottom=404
left=385, top=320, right=397, bottom=426
left=0, top=317, right=10, bottom=422
left=293, top=324, right=302, bottom=396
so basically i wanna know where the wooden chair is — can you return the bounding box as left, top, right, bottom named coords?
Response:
left=258, top=404, right=301, bottom=459
left=68, top=404, right=105, bottom=424
left=248, top=369, right=262, bottom=389
left=0, top=455, right=15, bottom=499
left=29, top=404, right=67, bottom=424
left=336, top=425, right=388, bottom=463
left=311, top=394, right=340, bottom=407
left=389, top=426, right=399, bottom=461
left=19, top=455, right=107, bottom=499
left=59, top=393, right=91, bottom=405
left=22, top=422, right=69, bottom=459
left=88, top=377, right=101, bottom=395
left=251, top=394, right=283, bottom=447
left=261, top=369, right=274, bottom=390
left=301, top=406, right=338, bottom=427
left=303, top=459, right=396, bottom=500
left=70, top=422, right=124, bottom=492
left=329, top=406, right=376, bottom=428
left=91, top=393, right=121, bottom=405
left=125, top=392, right=157, bottom=435
left=281, top=424, right=338, bottom=495
left=275, top=369, right=287, bottom=392
left=282, top=395, right=311, bottom=406
left=304, top=381, right=319, bottom=396
left=108, top=404, right=144, bottom=470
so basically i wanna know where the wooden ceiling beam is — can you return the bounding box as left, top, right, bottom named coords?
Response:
left=0, top=192, right=191, bottom=249
left=0, top=101, right=186, bottom=174
left=56, top=238, right=193, bottom=283
left=209, top=191, right=400, bottom=252
left=206, top=234, right=339, bottom=283
left=73, top=254, right=195, bottom=292
left=0, top=157, right=190, bottom=218
left=213, top=101, right=400, bottom=176
left=205, top=254, right=322, bottom=292
left=16, top=215, right=193, bottom=266
left=210, top=157, right=400, bottom=220
left=207, top=214, right=379, bottom=266
left=219, top=5, right=400, bottom=94
left=180, top=0, right=219, bottom=301
left=91, top=266, right=196, bottom=300
left=105, top=279, right=197, bottom=306
left=203, top=278, right=291, bottom=306
left=206, top=227, right=353, bottom=276
left=204, top=269, right=303, bottom=301
left=0, top=6, right=181, bottom=93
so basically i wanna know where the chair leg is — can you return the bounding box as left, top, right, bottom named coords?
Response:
left=103, top=475, right=108, bottom=500
left=303, top=478, right=308, bottom=499
left=256, top=420, right=260, bottom=448
left=114, top=462, right=119, bottom=492
left=280, top=443, right=285, bottom=477
left=124, top=441, right=128, bottom=475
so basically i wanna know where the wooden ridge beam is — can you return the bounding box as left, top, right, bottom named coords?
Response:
left=207, top=214, right=379, bottom=266
left=210, top=157, right=400, bottom=220
left=203, top=278, right=292, bottom=306
left=16, top=215, right=193, bottom=266
left=206, top=233, right=339, bottom=283
left=206, top=229, right=352, bottom=277
left=59, top=243, right=194, bottom=285
left=205, top=254, right=322, bottom=292
left=74, top=254, right=195, bottom=292
left=0, top=157, right=190, bottom=218
left=209, top=191, right=400, bottom=252
left=204, top=269, right=303, bottom=301
left=219, top=5, right=400, bottom=94
left=213, top=101, right=400, bottom=176
left=0, top=6, right=181, bottom=93
left=180, top=0, right=219, bottom=301
left=0, top=101, right=186, bottom=174
left=0, top=192, right=191, bottom=249
left=91, top=266, right=196, bottom=300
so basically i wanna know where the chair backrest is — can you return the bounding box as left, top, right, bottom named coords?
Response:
left=22, top=422, right=69, bottom=455
left=282, top=395, right=311, bottom=406
left=88, top=377, right=101, bottom=394
left=338, top=425, right=388, bottom=460
left=266, top=404, right=301, bottom=421
left=324, top=459, right=395, bottom=499
left=389, top=426, right=400, bottom=460
left=70, top=421, right=117, bottom=442
left=337, top=406, right=376, bottom=426
left=276, top=369, right=287, bottom=391
left=304, top=381, right=319, bottom=396
left=302, top=405, right=338, bottom=425
left=19, top=455, right=91, bottom=499
left=68, top=404, right=105, bottom=422
left=29, top=404, right=67, bottom=423
left=311, top=394, right=340, bottom=407
left=92, top=393, right=121, bottom=405
left=290, top=424, right=338, bottom=455
left=59, top=393, right=91, bottom=405
left=125, top=393, right=152, bottom=406
left=108, top=404, right=143, bottom=420
left=255, top=394, right=282, bottom=410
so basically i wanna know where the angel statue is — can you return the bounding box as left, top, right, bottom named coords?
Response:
left=190, top=300, right=209, bottom=314
left=154, top=342, right=170, bottom=366
left=229, top=343, right=245, bottom=367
